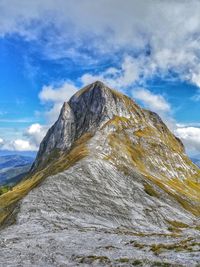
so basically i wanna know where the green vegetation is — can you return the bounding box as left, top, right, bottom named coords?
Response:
left=166, top=220, right=189, bottom=229
left=107, top=120, right=200, bottom=216
left=117, top=258, right=130, bottom=263
left=79, top=255, right=110, bottom=264
left=151, top=262, right=172, bottom=267
left=117, top=258, right=144, bottom=265
left=132, top=260, right=143, bottom=266
left=150, top=238, right=199, bottom=255
left=78, top=256, right=144, bottom=266
left=0, top=186, right=11, bottom=196
left=195, top=225, right=200, bottom=231
left=130, top=241, right=145, bottom=249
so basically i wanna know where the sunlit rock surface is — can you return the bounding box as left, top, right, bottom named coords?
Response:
left=0, top=81, right=199, bottom=266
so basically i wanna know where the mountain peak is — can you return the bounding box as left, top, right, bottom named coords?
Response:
left=31, top=83, right=165, bottom=170
left=1, top=82, right=200, bottom=266
left=92, top=80, right=105, bottom=87
left=71, top=81, right=105, bottom=99
left=32, top=81, right=199, bottom=191
left=32, top=82, right=142, bottom=170
left=71, top=80, right=126, bottom=102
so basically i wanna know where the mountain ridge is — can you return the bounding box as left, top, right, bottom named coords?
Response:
left=32, top=81, right=144, bottom=170
left=0, top=81, right=199, bottom=266
left=1, top=81, right=200, bottom=224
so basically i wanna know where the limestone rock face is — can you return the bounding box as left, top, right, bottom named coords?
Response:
left=32, top=81, right=145, bottom=170
left=32, top=102, right=76, bottom=170
left=0, top=81, right=200, bottom=266
left=68, top=81, right=144, bottom=137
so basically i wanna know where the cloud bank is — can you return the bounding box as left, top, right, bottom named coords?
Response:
left=0, top=124, right=48, bottom=151
left=1, top=0, right=200, bottom=89
left=133, top=88, right=171, bottom=113
left=175, top=126, right=200, bottom=155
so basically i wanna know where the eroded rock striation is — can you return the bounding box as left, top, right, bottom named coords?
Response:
left=0, top=81, right=200, bottom=266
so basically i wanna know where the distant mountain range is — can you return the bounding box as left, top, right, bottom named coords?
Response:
left=191, top=156, right=200, bottom=167
left=0, top=154, right=34, bottom=187
left=0, top=150, right=36, bottom=157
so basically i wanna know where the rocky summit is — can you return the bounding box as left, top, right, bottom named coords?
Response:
left=0, top=81, right=200, bottom=267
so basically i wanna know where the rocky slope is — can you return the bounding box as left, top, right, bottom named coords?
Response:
left=0, top=81, right=199, bottom=266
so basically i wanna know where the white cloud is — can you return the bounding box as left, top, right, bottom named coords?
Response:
left=25, top=123, right=48, bottom=147
left=190, top=72, right=200, bottom=88
left=176, top=122, right=200, bottom=128
left=175, top=126, right=200, bottom=154
left=132, top=88, right=171, bottom=113
left=114, top=56, right=141, bottom=87
left=45, top=103, right=64, bottom=124
left=2, top=139, right=37, bottom=151
left=0, top=124, right=48, bottom=152
left=1, top=0, right=200, bottom=92
left=39, top=82, right=78, bottom=123
left=39, top=83, right=77, bottom=103
left=81, top=55, right=145, bottom=90
left=0, top=138, right=4, bottom=146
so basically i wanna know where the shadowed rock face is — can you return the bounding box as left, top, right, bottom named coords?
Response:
left=32, top=102, right=76, bottom=170
left=68, top=81, right=144, bottom=136
left=0, top=81, right=200, bottom=266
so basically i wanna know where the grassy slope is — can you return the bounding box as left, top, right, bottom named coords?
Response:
left=105, top=116, right=200, bottom=216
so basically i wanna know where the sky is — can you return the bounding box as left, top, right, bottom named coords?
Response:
left=0, top=0, right=200, bottom=156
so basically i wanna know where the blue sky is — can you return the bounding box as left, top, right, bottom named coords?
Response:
left=0, top=0, right=200, bottom=155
